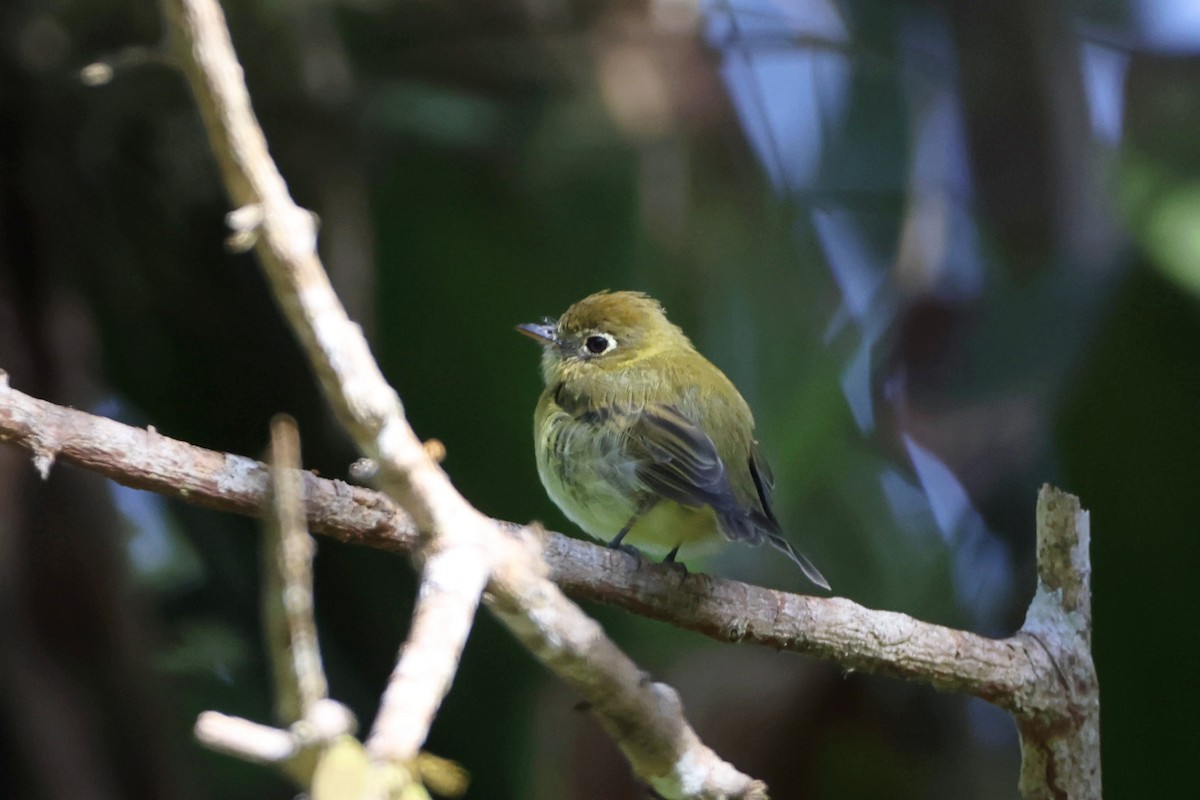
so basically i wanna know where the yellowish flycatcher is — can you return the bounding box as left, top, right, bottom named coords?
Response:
left=518, top=290, right=829, bottom=590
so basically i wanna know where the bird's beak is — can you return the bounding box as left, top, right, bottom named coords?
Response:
left=516, top=321, right=557, bottom=345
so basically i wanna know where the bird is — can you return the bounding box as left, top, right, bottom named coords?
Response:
left=517, top=290, right=829, bottom=590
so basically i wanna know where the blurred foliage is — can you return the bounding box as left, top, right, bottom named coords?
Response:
left=1, top=0, right=1198, bottom=798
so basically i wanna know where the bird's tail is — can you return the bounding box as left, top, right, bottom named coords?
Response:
left=767, top=534, right=831, bottom=591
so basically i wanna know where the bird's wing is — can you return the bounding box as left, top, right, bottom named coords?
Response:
left=626, top=405, right=831, bottom=589
left=625, top=404, right=756, bottom=541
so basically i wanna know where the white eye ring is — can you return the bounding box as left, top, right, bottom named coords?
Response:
left=583, top=332, right=616, bottom=356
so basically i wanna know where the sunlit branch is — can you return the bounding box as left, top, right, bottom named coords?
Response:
left=161, top=0, right=491, bottom=769
left=151, top=0, right=766, bottom=796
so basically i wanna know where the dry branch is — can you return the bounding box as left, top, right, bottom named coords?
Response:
left=0, top=376, right=1100, bottom=796
left=263, top=415, right=330, bottom=726
left=152, top=0, right=767, bottom=795
left=1018, top=491, right=1100, bottom=797
left=161, top=0, right=490, bottom=766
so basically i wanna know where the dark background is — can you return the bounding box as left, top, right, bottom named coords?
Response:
left=1, top=0, right=1196, bottom=797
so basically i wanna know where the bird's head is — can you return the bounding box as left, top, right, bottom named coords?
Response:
left=517, top=290, right=692, bottom=385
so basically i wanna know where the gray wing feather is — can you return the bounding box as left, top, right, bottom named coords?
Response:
left=627, top=405, right=755, bottom=541
left=628, top=405, right=832, bottom=589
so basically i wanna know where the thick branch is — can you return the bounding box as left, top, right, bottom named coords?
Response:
left=0, top=378, right=1062, bottom=716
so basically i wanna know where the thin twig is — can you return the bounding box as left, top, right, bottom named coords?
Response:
left=263, top=414, right=329, bottom=725
left=195, top=711, right=298, bottom=764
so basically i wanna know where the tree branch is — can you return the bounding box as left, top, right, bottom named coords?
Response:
left=263, top=415, right=330, bottom=727
left=0, top=376, right=1099, bottom=796
left=151, top=0, right=766, bottom=795
left=1017, top=491, right=1101, bottom=798
left=0, top=378, right=1016, bottom=697
left=161, top=0, right=491, bottom=765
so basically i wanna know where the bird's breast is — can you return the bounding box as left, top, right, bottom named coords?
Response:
left=533, top=399, right=725, bottom=555
left=535, top=406, right=638, bottom=536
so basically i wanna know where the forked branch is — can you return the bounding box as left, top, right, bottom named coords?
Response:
left=0, top=0, right=1101, bottom=796
left=152, top=0, right=768, bottom=795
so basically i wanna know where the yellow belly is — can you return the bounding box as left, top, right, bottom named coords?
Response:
left=535, top=408, right=726, bottom=559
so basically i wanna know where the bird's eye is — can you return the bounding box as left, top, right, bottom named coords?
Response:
left=585, top=334, right=614, bottom=355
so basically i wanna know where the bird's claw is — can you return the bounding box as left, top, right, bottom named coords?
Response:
left=661, top=559, right=689, bottom=579
left=608, top=542, right=643, bottom=565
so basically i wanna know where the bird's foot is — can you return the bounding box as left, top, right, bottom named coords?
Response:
left=608, top=541, right=643, bottom=565
left=661, top=560, right=689, bottom=580
left=661, top=545, right=689, bottom=578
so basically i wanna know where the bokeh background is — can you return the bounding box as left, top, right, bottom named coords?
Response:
left=1, top=0, right=1197, bottom=797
